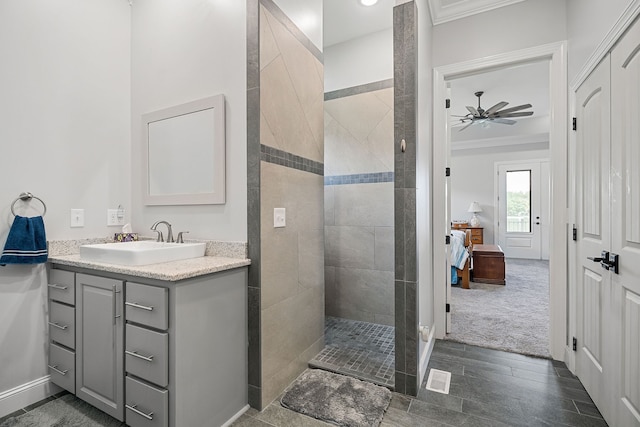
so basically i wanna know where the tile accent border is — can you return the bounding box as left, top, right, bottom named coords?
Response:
left=260, top=0, right=323, bottom=63
left=324, top=172, right=394, bottom=186
left=261, top=145, right=324, bottom=176
left=324, top=78, right=394, bottom=101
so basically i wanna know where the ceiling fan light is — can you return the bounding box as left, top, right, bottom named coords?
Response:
left=359, top=0, right=378, bottom=6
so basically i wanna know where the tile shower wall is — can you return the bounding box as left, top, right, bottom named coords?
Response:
left=324, top=84, right=395, bottom=326
left=247, top=0, right=325, bottom=409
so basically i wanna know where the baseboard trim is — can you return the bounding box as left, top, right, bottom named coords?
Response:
left=221, top=404, right=250, bottom=427
left=418, top=326, right=436, bottom=386
left=0, top=376, right=61, bottom=418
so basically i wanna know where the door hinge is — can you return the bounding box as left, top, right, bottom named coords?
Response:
left=572, top=337, right=577, bottom=351
left=445, top=235, right=451, bottom=245
left=446, top=99, right=450, bottom=109
left=446, top=303, right=451, bottom=313
left=445, top=167, right=450, bottom=177
left=572, top=117, right=577, bottom=131
left=572, top=225, right=577, bottom=241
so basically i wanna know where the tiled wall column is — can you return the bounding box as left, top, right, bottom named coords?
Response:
left=394, top=1, right=419, bottom=396
left=246, top=0, right=262, bottom=410
left=247, top=0, right=325, bottom=410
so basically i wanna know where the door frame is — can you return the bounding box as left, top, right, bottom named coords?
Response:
left=433, top=41, right=568, bottom=360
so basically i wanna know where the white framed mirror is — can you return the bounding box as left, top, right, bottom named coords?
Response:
left=142, top=94, right=225, bottom=205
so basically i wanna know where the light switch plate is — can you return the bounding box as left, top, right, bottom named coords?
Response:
left=274, top=208, right=286, bottom=228
left=70, top=209, right=84, bottom=228
left=107, top=209, right=125, bottom=226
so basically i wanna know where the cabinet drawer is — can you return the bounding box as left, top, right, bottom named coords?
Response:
left=125, top=283, right=168, bottom=330
left=49, top=343, right=75, bottom=394
left=48, top=269, right=75, bottom=305
left=125, top=376, right=168, bottom=427
left=470, top=235, right=483, bottom=244
left=49, top=301, right=75, bottom=349
left=126, top=324, right=168, bottom=387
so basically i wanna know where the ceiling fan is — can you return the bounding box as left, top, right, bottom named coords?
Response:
left=454, top=91, right=533, bottom=131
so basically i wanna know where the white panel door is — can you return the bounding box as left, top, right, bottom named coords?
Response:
left=610, top=15, right=640, bottom=427
left=575, top=54, right=612, bottom=421
left=497, top=161, right=545, bottom=259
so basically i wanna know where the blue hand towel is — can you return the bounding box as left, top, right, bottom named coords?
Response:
left=0, top=215, right=48, bottom=265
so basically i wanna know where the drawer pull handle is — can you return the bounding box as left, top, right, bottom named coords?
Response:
left=125, top=301, right=154, bottom=311
left=48, top=364, right=68, bottom=376
left=48, top=284, right=68, bottom=290
left=126, top=404, right=154, bottom=420
left=125, top=350, right=154, bottom=362
left=48, top=322, right=68, bottom=330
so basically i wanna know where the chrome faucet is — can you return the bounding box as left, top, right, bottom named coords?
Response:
left=150, top=221, right=174, bottom=243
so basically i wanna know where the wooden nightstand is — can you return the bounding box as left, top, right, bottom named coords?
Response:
left=452, top=225, right=483, bottom=245
left=467, top=227, right=483, bottom=245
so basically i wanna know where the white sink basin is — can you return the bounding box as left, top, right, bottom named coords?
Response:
left=80, top=241, right=206, bottom=266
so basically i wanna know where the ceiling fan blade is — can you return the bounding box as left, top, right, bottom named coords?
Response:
left=492, top=103, right=532, bottom=115
left=496, top=111, right=534, bottom=118
left=466, top=106, right=478, bottom=116
left=492, top=118, right=517, bottom=125
left=451, top=114, right=471, bottom=117
left=484, top=101, right=509, bottom=116
left=458, top=122, right=474, bottom=131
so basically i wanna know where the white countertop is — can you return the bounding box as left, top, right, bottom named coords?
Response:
left=48, top=254, right=251, bottom=282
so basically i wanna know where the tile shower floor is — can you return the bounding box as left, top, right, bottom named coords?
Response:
left=308, top=316, right=395, bottom=388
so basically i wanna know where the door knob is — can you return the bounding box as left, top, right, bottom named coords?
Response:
left=588, top=251, right=620, bottom=274
left=605, top=253, right=619, bottom=274
left=587, top=250, right=609, bottom=264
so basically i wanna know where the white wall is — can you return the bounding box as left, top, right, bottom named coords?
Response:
left=432, top=0, right=567, bottom=67
left=566, top=0, right=633, bottom=82
left=0, top=0, right=130, bottom=411
left=450, top=144, right=550, bottom=245
left=324, top=29, right=393, bottom=92
left=273, top=0, right=323, bottom=51
left=416, top=0, right=434, bottom=381
left=131, top=0, right=247, bottom=242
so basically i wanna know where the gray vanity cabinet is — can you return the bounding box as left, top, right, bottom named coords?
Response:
left=47, top=264, right=248, bottom=427
left=75, top=273, right=124, bottom=421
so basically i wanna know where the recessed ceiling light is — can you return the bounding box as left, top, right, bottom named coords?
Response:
left=360, top=0, right=378, bottom=6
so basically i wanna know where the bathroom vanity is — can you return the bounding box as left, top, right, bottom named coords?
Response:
left=46, top=252, right=249, bottom=427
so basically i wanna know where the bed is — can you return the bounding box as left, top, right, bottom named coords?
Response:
left=451, top=229, right=472, bottom=289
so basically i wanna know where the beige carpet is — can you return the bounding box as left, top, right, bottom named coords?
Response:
left=446, top=258, right=551, bottom=358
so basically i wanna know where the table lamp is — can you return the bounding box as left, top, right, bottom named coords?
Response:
left=468, top=201, right=482, bottom=227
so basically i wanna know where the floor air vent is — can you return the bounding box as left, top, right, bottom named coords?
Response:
left=425, top=369, right=451, bottom=394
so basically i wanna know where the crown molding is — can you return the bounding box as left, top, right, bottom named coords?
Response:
left=427, top=0, right=526, bottom=25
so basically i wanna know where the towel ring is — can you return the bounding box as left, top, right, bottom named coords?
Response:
left=11, top=192, right=47, bottom=217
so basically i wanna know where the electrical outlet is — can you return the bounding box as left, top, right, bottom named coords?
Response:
left=70, top=209, right=84, bottom=228
left=107, top=209, right=125, bottom=226
left=274, top=208, right=286, bottom=228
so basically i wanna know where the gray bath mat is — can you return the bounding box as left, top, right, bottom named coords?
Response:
left=0, top=394, right=124, bottom=427
left=281, top=369, right=391, bottom=427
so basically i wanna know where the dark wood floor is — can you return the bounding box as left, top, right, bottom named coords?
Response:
left=0, top=340, right=607, bottom=427
left=234, top=339, right=607, bottom=427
